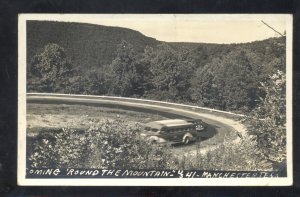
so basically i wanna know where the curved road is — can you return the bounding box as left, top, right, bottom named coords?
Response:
left=27, top=93, right=247, bottom=153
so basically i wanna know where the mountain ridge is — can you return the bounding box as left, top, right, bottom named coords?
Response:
left=27, top=21, right=285, bottom=71
left=27, top=21, right=160, bottom=69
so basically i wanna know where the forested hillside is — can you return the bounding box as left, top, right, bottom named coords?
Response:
left=27, top=21, right=286, bottom=113
left=27, top=21, right=160, bottom=70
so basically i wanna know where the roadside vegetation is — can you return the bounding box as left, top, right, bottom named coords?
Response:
left=28, top=118, right=272, bottom=171
left=174, top=135, right=273, bottom=171
left=28, top=119, right=176, bottom=169
left=27, top=103, right=167, bottom=130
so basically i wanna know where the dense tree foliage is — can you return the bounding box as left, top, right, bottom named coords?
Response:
left=244, top=70, right=286, bottom=163
left=191, top=50, right=260, bottom=111
left=27, top=35, right=286, bottom=114
left=141, top=44, right=195, bottom=101
left=27, top=43, right=73, bottom=93
left=107, top=41, right=142, bottom=96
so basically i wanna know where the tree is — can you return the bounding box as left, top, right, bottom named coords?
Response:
left=108, top=40, right=141, bottom=97
left=245, top=70, right=286, bottom=164
left=191, top=49, right=260, bottom=111
left=215, top=50, right=258, bottom=111
left=28, top=43, right=73, bottom=93
left=142, top=44, right=196, bottom=102
left=190, top=61, right=221, bottom=108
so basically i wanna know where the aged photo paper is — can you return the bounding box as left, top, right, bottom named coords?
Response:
left=18, top=14, right=293, bottom=186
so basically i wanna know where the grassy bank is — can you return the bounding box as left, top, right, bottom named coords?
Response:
left=27, top=103, right=167, bottom=136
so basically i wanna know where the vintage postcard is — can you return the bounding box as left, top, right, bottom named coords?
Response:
left=18, top=14, right=293, bottom=186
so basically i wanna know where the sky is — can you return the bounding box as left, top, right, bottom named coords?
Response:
left=26, top=14, right=290, bottom=44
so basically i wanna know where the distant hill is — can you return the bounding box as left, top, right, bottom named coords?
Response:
left=27, top=21, right=160, bottom=69
left=169, top=36, right=285, bottom=69
left=27, top=20, right=285, bottom=71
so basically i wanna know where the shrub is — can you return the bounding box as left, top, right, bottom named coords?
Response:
left=28, top=132, right=58, bottom=168
left=28, top=119, right=174, bottom=169
left=243, top=70, right=286, bottom=164
left=174, top=135, right=273, bottom=171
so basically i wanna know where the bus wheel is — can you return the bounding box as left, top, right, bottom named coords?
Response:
left=150, top=140, right=157, bottom=144
left=183, top=136, right=191, bottom=144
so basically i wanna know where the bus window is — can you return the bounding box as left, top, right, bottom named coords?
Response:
left=145, top=127, right=151, bottom=131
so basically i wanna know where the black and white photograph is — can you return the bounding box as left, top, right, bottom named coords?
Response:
left=18, top=14, right=293, bottom=186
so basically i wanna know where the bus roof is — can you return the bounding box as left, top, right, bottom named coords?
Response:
left=145, top=119, right=194, bottom=130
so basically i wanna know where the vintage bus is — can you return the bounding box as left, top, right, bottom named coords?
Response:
left=140, top=119, right=207, bottom=144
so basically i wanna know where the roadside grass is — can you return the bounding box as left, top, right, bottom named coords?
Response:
left=28, top=103, right=167, bottom=122
left=27, top=103, right=167, bottom=136
left=173, top=136, right=274, bottom=171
